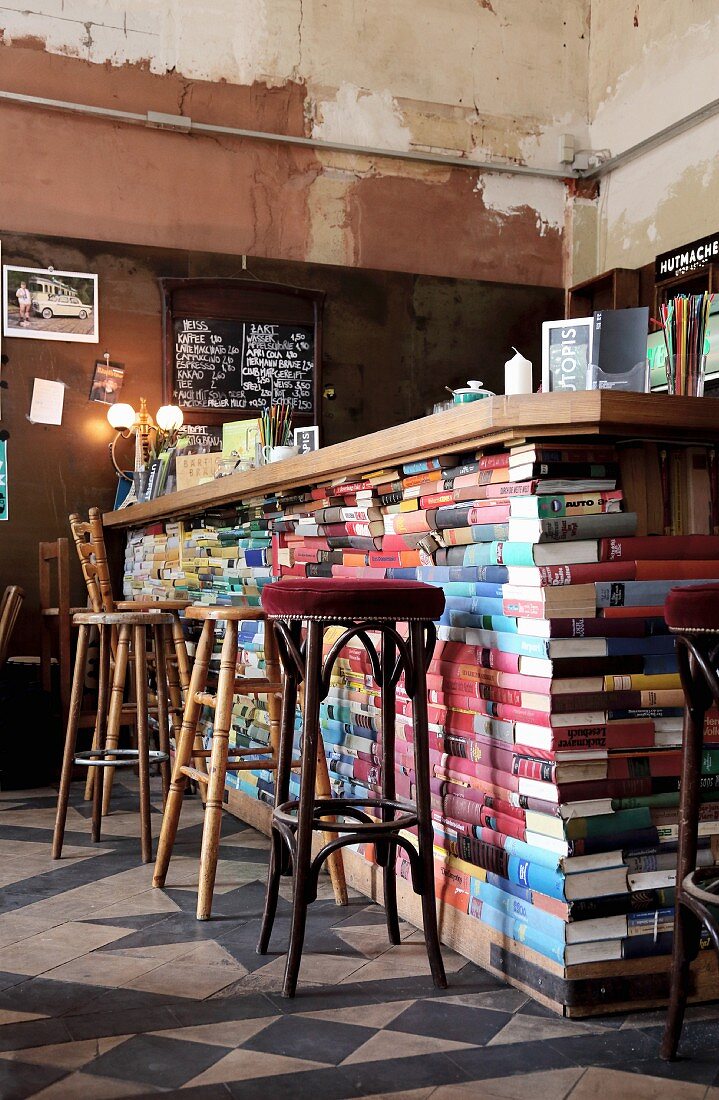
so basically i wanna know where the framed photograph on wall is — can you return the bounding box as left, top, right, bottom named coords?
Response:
left=2, top=265, right=99, bottom=343
left=541, top=317, right=593, bottom=392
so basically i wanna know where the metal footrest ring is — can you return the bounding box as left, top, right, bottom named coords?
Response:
left=74, top=748, right=170, bottom=768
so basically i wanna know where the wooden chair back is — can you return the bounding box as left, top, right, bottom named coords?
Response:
left=39, top=538, right=71, bottom=621
left=0, top=586, right=24, bottom=670
left=69, top=509, right=116, bottom=613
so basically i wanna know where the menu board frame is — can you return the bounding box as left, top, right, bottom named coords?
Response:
left=160, top=277, right=324, bottom=431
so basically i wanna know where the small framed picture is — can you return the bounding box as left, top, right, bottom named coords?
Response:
left=89, top=358, right=125, bottom=404
left=541, top=318, right=593, bottom=393
left=3, top=265, right=99, bottom=343
left=294, top=425, right=319, bottom=454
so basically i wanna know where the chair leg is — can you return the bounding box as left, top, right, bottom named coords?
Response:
left=153, top=625, right=172, bottom=807
left=101, top=624, right=131, bottom=816
left=283, top=620, right=323, bottom=998
left=409, top=620, right=447, bottom=990
left=154, top=619, right=214, bottom=889
left=662, top=646, right=706, bottom=1060
left=134, top=625, right=152, bottom=864
left=52, top=625, right=91, bottom=860
left=197, top=619, right=238, bottom=920
left=381, top=626, right=401, bottom=945
left=91, top=626, right=112, bottom=844
left=258, top=623, right=300, bottom=955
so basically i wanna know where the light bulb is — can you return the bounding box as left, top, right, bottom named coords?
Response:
left=156, top=404, right=184, bottom=431
left=107, top=403, right=137, bottom=431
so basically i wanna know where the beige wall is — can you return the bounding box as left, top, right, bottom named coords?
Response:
left=570, top=0, right=719, bottom=283
left=0, top=1, right=591, bottom=286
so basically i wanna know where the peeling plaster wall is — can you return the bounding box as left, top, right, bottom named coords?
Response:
left=0, top=0, right=591, bottom=286
left=579, top=1, right=719, bottom=280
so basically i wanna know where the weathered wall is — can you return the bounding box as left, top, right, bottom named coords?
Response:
left=0, top=230, right=561, bottom=655
left=0, top=1, right=590, bottom=286
left=571, top=0, right=719, bottom=282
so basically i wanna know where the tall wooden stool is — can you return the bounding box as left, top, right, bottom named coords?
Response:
left=257, top=577, right=447, bottom=998
left=39, top=538, right=77, bottom=731
left=663, top=583, right=719, bottom=1059
left=52, top=610, right=176, bottom=863
left=69, top=509, right=190, bottom=809
left=154, top=606, right=347, bottom=921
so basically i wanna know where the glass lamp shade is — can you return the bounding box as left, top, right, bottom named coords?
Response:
left=156, top=404, right=184, bottom=431
left=107, top=403, right=137, bottom=431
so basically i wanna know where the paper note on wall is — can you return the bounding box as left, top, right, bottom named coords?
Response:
left=0, top=439, right=7, bottom=520
left=29, top=378, right=65, bottom=425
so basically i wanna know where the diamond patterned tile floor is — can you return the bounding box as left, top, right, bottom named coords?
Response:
left=0, top=780, right=718, bottom=1098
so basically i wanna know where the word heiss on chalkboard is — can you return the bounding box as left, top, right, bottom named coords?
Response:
left=174, top=319, right=314, bottom=414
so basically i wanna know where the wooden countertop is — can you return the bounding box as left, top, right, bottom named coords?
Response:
left=104, top=391, right=719, bottom=529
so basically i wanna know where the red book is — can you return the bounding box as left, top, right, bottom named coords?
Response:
left=478, top=454, right=511, bottom=470
left=600, top=535, right=719, bottom=561
left=524, top=561, right=637, bottom=585
left=466, top=505, right=512, bottom=525
left=607, top=751, right=683, bottom=779
left=368, top=550, right=421, bottom=567
left=384, top=511, right=433, bottom=534
left=600, top=605, right=664, bottom=619
left=381, top=533, right=426, bottom=550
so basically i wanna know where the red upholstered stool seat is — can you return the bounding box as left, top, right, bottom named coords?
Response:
left=665, top=583, right=719, bottom=633
left=261, top=577, right=445, bottom=621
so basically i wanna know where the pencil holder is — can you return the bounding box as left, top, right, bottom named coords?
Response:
left=262, top=445, right=299, bottom=464
left=667, top=353, right=707, bottom=397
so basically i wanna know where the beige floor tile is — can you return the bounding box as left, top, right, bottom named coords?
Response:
left=122, top=960, right=239, bottom=999
left=299, top=999, right=416, bottom=1029
left=88, top=890, right=180, bottom=920
left=231, top=951, right=367, bottom=992
left=173, top=941, right=248, bottom=972
left=30, top=1071, right=161, bottom=1098
left=107, top=939, right=205, bottom=963
left=42, top=951, right=166, bottom=987
left=334, top=925, right=417, bottom=959
left=0, top=1035, right=128, bottom=1070
left=361, top=1091, right=436, bottom=1100
left=463, top=1067, right=587, bottom=1100
left=0, top=923, right=134, bottom=977
left=487, top=1015, right=609, bottom=1046
left=341, top=941, right=466, bottom=984
left=0, top=912, right=65, bottom=949
left=187, top=1049, right=327, bottom=1087
left=568, top=1067, right=708, bottom=1100
left=441, top=989, right=529, bottom=1013
left=342, top=1029, right=474, bottom=1065
left=0, top=1009, right=47, bottom=1025
left=151, top=1015, right=276, bottom=1048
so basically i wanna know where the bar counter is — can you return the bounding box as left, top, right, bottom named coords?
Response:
left=106, top=392, right=719, bottom=1017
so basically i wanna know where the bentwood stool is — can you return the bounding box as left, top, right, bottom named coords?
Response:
left=662, top=583, right=719, bottom=1060
left=52, top=610, right=177, bottom=863
left=153, top=606, right=347, bottom=921
left=257, top=577, right=448, bottom=998
left=69, top=509, right=191, bottom=811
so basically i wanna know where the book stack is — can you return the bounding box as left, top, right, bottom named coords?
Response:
left=269, top=442, right=719, bottom=970
left=123, top=523, right=182, bottom=600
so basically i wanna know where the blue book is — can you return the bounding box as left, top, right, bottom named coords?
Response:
left=470, top=523, right=510, bottom=542
left=472, top=899, right=565, bottom=964
left=473, top=880, right=566, bottom=941
left=605, top=636, right=676, bottom=655
left=385, top=568, right=420, bottom=580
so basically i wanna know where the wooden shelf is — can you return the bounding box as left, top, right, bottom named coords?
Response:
left=566, top=268, right=640, bottom=318
left=105, top=391, right=719, bottom=529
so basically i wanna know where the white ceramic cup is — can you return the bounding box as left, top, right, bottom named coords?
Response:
left=263, top=445, right=299, bottom=463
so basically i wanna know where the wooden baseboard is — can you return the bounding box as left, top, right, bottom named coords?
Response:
left=221, top=784, right=719, bottom=1018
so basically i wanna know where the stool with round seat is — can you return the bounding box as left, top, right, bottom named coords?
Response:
left=662, top=583, right=719, bottom=1060
left=153, top=605, right=347, bottom=921
left=52, top=610, right=177, bottom=863
left=257, top=576, right=448, bottom=998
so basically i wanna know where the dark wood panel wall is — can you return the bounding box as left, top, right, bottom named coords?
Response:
left=0, top=230, right=562, bottom=655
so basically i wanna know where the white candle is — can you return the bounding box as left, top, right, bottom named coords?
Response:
left=505, top=347, right=533, bottom=395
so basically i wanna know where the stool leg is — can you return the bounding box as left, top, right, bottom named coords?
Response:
left=197, top=618, right=238, bottom=920
left=102, top=624, right=131, bottom=817
left=381, top=626, right=401, bottom=945
left=172, top=615, right=191, bottom=692
left=154, top=618, right=214, bottom=889
left=134, top=625, right=153, bottom=863
left=409, top=620, right=447, bottom=990
left=164, top=623, right=183, bottom=742
left=258, top=623, right=300, bottom=955
left=153, top=625, right=172, bottom=806
left=284, top=619, right=323, bottom=998
left=91, top=625, right=112, bottom=844
left=313, top=736, right=348, bottom=907
left=52, top=624, right=91, bottom=860
left=662, top=645, right=706, bottom=1060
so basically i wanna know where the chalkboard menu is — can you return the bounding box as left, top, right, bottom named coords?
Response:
left=173, top=318, right=315, bottom=414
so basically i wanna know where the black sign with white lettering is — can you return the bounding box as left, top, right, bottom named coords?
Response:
left=655, top=231, right=719, bottom=281
left=172, top=318, right=315, bottom=415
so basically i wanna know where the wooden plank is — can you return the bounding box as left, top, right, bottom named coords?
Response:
left=105, top=392, right=719, bottom=529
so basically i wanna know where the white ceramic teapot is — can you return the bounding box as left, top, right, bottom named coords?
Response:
left=451, top=380, right=496, bottom=404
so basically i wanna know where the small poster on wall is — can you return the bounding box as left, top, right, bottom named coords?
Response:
left=2, top=265, right=99, bottom=343
left=89, top=357, right=125, bottom=404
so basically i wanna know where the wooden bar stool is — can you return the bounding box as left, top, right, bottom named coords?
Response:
left=154, top=606, right=347, bottom=921
left=257, top=577, right=447, bottom=998
left=52, top=610, right=176, bottom=863
left=69, top=509, right=190, bottom=809
left=662, top=583, right=719, bottom=1060
left=39, top=538, right=76, bottom=731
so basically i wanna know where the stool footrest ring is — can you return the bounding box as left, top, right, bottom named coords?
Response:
left=274, top=795, right=418, bottom=836
left=74, top=748, right=170, bottom=768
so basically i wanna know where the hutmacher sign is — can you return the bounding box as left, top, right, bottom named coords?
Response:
left=655, top=231, right=719, bottom=281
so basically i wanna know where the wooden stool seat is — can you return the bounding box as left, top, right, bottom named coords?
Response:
left=257, top=578, right=447, bottom=998
left=116, top=599, right=191, bottom=612
left=662, top=583, right=719, bottom=1059
left=73, top=610, right=176, bottom=626
left=153, top=602, right=347, bottom=921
